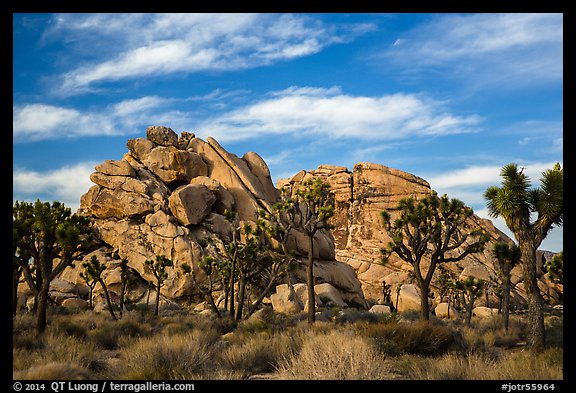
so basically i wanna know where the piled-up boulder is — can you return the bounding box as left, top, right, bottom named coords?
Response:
left=55, top=126, right=366, bottom=310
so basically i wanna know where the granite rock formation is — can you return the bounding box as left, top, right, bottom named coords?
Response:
left=279, top=163, right=562, bottom=308
left=54, top=126, right=366, bottom=310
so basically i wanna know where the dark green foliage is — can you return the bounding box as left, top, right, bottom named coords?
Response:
left=545, top=251, right=563, bottom=285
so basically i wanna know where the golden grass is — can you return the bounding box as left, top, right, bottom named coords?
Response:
left=393, top=348, right=563, bottom=380
left=13, top=362, right=96, bottom=380
left=113, top=331, right=214, bottom=379
left=276, top=329, right=396, bottom=380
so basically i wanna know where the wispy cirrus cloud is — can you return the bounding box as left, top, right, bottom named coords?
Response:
left=198, top=86, right=482, bottom=142
left=46, top=13, right=376, bottom=95
left=382, top=13, right=562, bottom=88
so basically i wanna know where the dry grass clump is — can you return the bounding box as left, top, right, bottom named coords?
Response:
left=13, top=330, right=102, bottom=376
left=112, top=331, right=215, bottom=379
left=393, top=348, right=563, bottom=380
left=13, top=362, right=96, bottom=380
left=356, top=319, right=464, bottom=356
left=276, top=329, right=395, bottom=380
left=219, top=331, right=301, bottom=378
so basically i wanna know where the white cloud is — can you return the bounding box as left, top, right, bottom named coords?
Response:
left=13, top=96, right=180, bottom=142
left=198, top=86, right=481, bottom=142
left=13, top=162, right=97, bottom=212
left=427, top=161, right=561, bottom=190
left=49, top=13, right=375, bottom=94
left=383, top=13, right=562, bottom=88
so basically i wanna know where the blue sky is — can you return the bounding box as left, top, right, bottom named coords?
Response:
left=13, top=13, right=563, bottom=251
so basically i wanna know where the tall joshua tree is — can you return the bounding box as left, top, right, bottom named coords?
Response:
left=283, top=178, right=334, bottom=324
left=381, top=192, right=489, bottom=322
left=13, top=200, right=94, bottom=334
left=493, top=242, right=521, bottom=331
left=484, top=163, right=562, bottom=351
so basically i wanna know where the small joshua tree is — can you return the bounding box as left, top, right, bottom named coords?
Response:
left=493, top=242, right=521, bottom=331
left=79, top=269, right=98, bottom=309
left=145, top=255, right=174, bottom=316
left=82, top=255, right=117, bottom=320
left=458, top=276, right=485, bottom=325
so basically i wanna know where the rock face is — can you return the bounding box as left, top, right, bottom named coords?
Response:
left=282, top=163, right=562, bottom=307
left=65, top=126, right=366, bottom=310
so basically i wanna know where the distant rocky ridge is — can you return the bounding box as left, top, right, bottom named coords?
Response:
left=278, top=163, right=562, bottom=308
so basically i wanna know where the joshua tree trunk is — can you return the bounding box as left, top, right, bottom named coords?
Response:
left=419, top=283, right=430, bottom=322
left=235, top=275, right=247, bottom=321
left=154, top=279, right=161, bottom=316
left=466, top=295, right=475, bottom=325
left=307, top=233, right=316, bottom=324
left=502, top=273, right=511, bottom=331
left=13, top=268, right=19, bottom=317
left=520, top=239, right=545, bottom=351
left=36, top=285, right=49, bottom=335
left=99, top=278, right=118, bottom=320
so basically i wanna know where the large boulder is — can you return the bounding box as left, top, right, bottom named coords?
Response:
left=80, top=185, right=154, bottom=219
left=435, top=302, right=458, bottom=319
left=314, top=283, right=347, bottom=308
left=190, top=176, right=235, bottom=214
left=142, top=146, right=207, bottom=185
left=146, top=125, right=178, bottom=147
left=168, top=184, right=216, bottom=226
left=270, top=284, right=303, bottom=314
left=395, top=284, right=425, bottom=313
left=473, top=306, right=499, bottom=318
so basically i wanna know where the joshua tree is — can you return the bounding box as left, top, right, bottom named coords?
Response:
left=79, top=269, right=98, bottom=309
left=13, top=200, right=94, bottom=334
left=545, top=251, right=563, bottom=285
left=280, top=178, right=334, bottom=324
left=458, top=276, right=485, bottom=325
left=484, top=163, right=562, bottom=351
left=82, top=255, right=117, bottom=320
left=493, top=242, right=521, bottom=331
left=434, top=265, right=458, bottom=318
left=381, top=192, right=489, bottom=321
left=119, top=258, right=130, bottom=317
left=144, top=255, right=174, bottom=316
